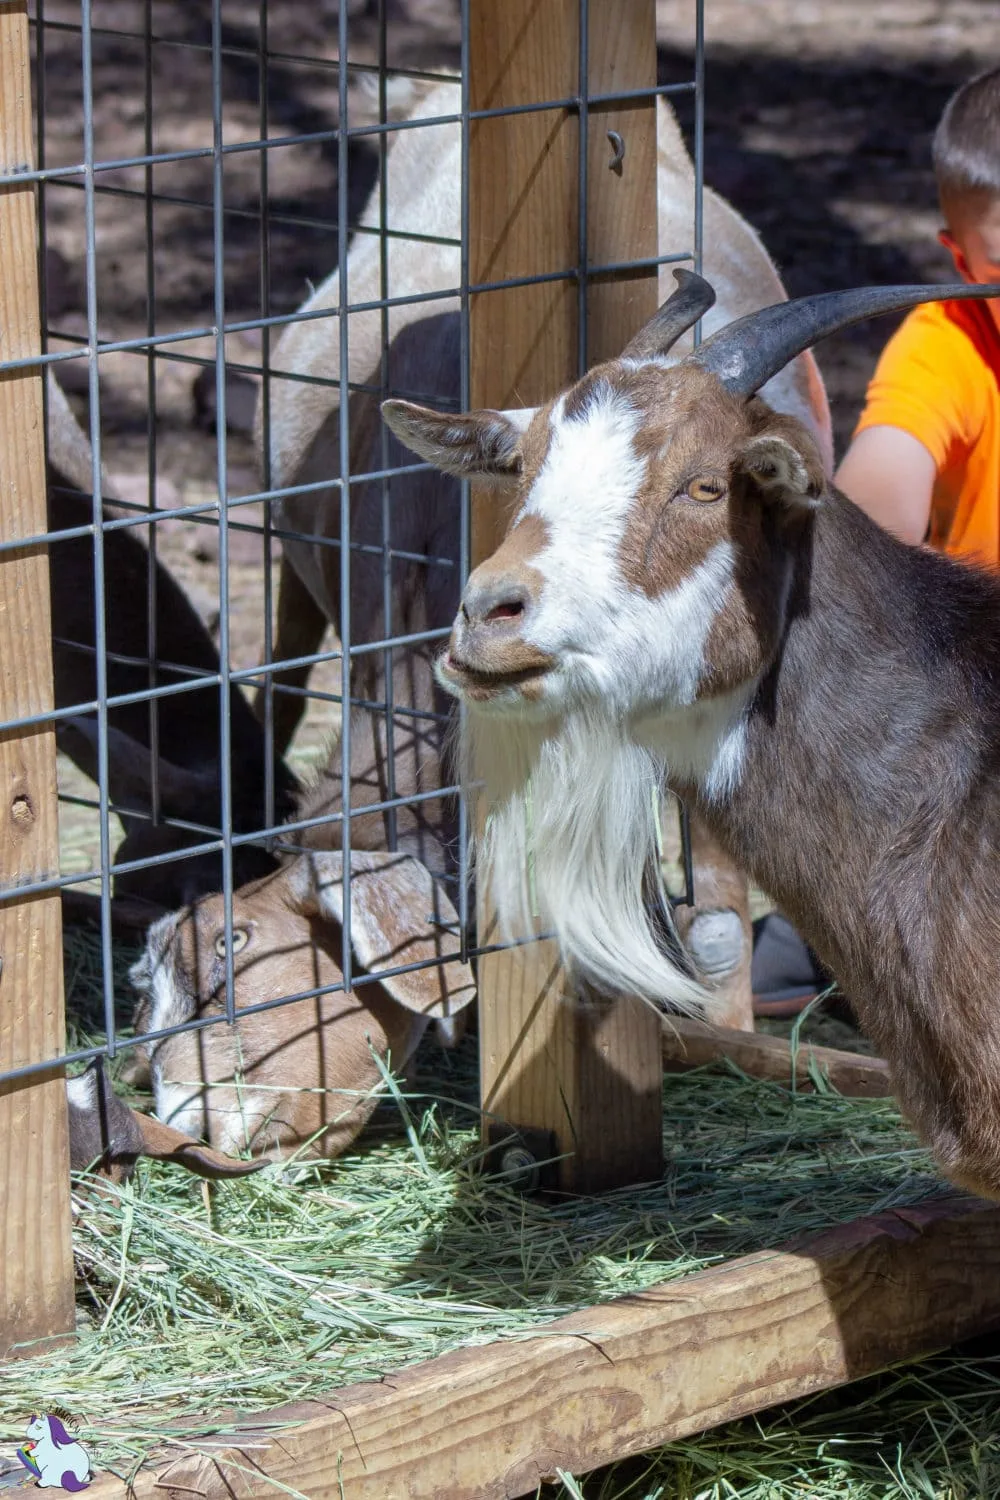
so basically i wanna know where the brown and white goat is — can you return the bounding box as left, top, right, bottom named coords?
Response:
left=129, top=846, right=475, bottom=1159
left=383, top=271, right=1000, bottom=1200
left=258, top=78, right=833, bottom=1019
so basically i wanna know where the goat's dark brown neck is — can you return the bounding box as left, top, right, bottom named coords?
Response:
left=695, top=491, right=1000, bottom=1197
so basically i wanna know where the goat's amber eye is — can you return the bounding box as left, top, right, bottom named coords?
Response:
left=686, top=476, right=726, bottom=503
left=215, top=927, right=249, bottom=958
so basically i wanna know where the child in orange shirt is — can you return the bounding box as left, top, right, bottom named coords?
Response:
left=753, top=64, right=1000, bottom=1012
left=835, top=64, right=1000, bottom=563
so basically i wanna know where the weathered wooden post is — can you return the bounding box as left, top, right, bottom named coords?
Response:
left=470, top=0, right=666, bottom=1192
left=0, top=0, right=76, bottom=1356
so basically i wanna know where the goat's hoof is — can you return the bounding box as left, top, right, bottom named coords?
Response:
left=686, top=908, right=745, bottom=982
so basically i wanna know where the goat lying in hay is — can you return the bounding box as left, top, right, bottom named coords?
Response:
left=383, top=270, right=1000, bottom=1200
left=128, top=844, right=475, bottom=1160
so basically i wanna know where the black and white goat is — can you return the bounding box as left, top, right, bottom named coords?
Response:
left=49, top=468, right=298, bottom=909
left=44, top=369, right=298, bottom=909
left=383, top=271, right=1000, bottom=1199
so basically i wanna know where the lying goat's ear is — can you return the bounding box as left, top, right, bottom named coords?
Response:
left=382, top=398, right=535, bottom=484
left=292, top=850, right=477, bottom=1019
left=738, top=433, right=824, bottom=510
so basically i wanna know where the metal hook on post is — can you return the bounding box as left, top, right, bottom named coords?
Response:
left=607, top=129, right=625, bottom=175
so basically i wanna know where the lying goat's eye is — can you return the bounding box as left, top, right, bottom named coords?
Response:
left=685, top=476, right=726, bottom=503
left=215, top=927, right=249, bottom=958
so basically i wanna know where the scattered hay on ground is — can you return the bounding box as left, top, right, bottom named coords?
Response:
left=5, top=927, right=982, bottom=1497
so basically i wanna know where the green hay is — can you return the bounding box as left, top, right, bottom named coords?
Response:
left=547, top=1349, right=1000, bottom=1498
left=2, top=929, right=983, bottom=1497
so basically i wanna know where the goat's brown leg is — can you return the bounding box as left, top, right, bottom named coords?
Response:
left=256, top=553, right=330, bottom=756
left=672, top=807, right=754, bottom=1032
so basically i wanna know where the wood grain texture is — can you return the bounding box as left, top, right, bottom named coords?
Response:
left=584, top=0, right=659, bottom=366
left=76, top=1195, right=1000, bottom=1500
left=0, top=0, right=76, bottom=1357
left=471, top=0, right=665, bottom=1194
left=467, top=0, right=579, bottom=564
left=662, top=1016, right=893, bottom=1098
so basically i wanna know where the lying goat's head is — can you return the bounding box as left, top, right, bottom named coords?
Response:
left=383, top=271, right=1000, bottom=1011
left=130, top=850, right=476, bottom=1159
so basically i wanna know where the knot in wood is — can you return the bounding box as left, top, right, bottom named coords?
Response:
left=10, top=791, right=34, bottom=831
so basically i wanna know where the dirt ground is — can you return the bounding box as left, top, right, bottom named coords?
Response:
left=38, top=0, right=1000, bottom=875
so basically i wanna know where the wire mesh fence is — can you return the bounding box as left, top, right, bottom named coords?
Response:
left=0, top=1, right=705, bottom=1125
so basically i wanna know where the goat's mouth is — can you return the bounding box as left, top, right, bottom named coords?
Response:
left=436, top=649, right=554, bottom=702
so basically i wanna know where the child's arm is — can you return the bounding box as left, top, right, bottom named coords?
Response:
left=835, top=423, right=937, bottom=545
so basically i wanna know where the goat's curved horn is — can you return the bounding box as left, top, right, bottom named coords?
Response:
left=690, top=281, right=1000, bottom=396
left=135, top=1113, right=270, bottom=1178
left=621, top=268, right=717, bottom=361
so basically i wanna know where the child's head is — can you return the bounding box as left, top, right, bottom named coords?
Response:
left=933, top=66, right=1000, bottom=328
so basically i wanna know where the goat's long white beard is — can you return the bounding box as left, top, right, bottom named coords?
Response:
left=463, top=707, right=714, bottom=1015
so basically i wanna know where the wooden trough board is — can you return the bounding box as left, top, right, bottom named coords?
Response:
left=661, top=1016, right=892, bottom=1097
left=77, top=1192, right=1000, bottom=1500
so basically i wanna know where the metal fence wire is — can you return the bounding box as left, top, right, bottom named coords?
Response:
left=0, top=1, right=705, bottom=1105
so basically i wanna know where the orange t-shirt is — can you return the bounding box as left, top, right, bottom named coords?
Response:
left=853, top=297, right=1000, bottom=568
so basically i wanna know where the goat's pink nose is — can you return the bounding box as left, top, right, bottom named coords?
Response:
left=460, top=574, right=531, bottom=629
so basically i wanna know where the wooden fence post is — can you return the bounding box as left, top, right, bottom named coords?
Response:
left=0, top=0, right=76, bottom=1357
left=470, top=1, right=665, bottom=1192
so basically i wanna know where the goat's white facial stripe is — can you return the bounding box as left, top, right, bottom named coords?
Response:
left=156, top=1080, right=209, bottom=1136
left=516, top=387, right=733, bottom=711
left=148, top=958, right=190, bottom=1036
left=522, top=392, right=646, bottom=666
left=526, top=389, right=646, bottom=565
left=153, top=1079, right=271, bottom=1156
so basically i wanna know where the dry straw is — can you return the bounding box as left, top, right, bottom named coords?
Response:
left=3, top=929, right=996, bottom=1497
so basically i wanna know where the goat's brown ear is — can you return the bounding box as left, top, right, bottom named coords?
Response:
left=382, top=398, right=535, bottom=484
left=292, top=850, right=477, bottom=1019
left=738, top=433, right=824, bottom=510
